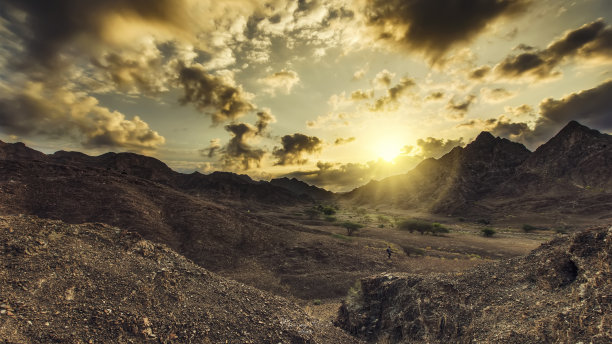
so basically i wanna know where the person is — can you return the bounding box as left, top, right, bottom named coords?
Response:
left=386, top=246, right=392, bottom=259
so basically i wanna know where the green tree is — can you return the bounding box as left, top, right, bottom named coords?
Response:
left=341, top=221, right=363, bottom=236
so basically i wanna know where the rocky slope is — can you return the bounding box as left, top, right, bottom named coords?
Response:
left=336, top=225, right=611, bottom=343
left=0, top=142, right=393, bottom=301
left=345, top=121, right=612, bottom=218
left=0, top=215, right=359, bottom=343
left=270, top=177, right=335, bottom=201
left=346, top=131, right=532, bottom=213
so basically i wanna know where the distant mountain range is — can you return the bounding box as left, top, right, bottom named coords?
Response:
left=345, top=121, right=612, bottom=219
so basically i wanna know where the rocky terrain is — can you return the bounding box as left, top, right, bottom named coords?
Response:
left=0, top=215, right=360, bottom=343
left=345, top=121, right=612, bottom=220
left=336, top=225, right=611, bottom=343
left=0, top=140, right=404, bottom=301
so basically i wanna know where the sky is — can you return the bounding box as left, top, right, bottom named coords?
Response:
left=0, top=0, right=611, bottom=191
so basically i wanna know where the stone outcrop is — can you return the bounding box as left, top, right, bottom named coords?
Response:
left=336, top=226, right=612, bottom=343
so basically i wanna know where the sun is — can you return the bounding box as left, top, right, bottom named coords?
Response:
left=374, top=139, right=403, bottom=162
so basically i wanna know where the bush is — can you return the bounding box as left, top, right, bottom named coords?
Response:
left=341, top=221, right=363, bottom=236
left=317, top=204, right=337, bottom=216
left=431, top=223, right=450, bottom=235
left=481, top=228, right=496, bottom=237
left=398, top=219, right=432, bottom=234
left=477, top=219, right=491, bottom=225
left=398, top=219, right=450, bottom=235
left=313, top=299, right=322, bottom=305
left=324, top=215, right=337, bottom=222
left=304, top=208, right=320, bottom=220
left=522, top=224, right=537, bottom=232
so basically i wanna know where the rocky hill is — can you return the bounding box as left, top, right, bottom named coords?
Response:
left=344, top=121, right=612, bottom=218
left=0, top=215, right=359, bottom=343
left=336, top=225, right=611, bottom=343
left=270, top=177, right=335, bottom=201
left=0, top=141, right=394, bottom=301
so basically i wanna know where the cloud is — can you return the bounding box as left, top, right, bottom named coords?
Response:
left=254, top=108, right=276, bottom=136
left=0, top=82, right=165, bottom=151
left=373, top=69, right=395, bottom=88
left=405, top=137, right=465, bottom=159
left=273, top=133, right=323, bottom=165
left=177, top=64, right=255, bottom=124
left=352, top=67, right=367, bottom=80
left=361, top=0, right=530, bottom=63
left=445, top=95, right=476, bottom=119
left=480, top=87, right=517, bottom=103
left=425, top=91, right=445, bottom=102
left=2, top=0, right=193, bottom=68
left=468, top=65, right=492, bottom=80
left=369, top=77, right=416, bottom=112
left=200, top=138, right=222, bottom=158
left=221, top=122, right=265, bottom=170
left=258, top=69, right=300, bottom=95
left=281, top=155, right=423, bottom=192
left=494, top=19, right=612, bottom=81
left=464, top=80, right=612, bottom=148
left=350, top=89, right=373, bottom=101
left=334, top=137, right=355, bottom=145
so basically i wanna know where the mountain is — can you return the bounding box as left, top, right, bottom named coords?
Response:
left=0, top=141, right=394, bottom=300
left=345, top=121, right=612, bottom=218
left=0, top=215, right=358, bottom=343
left=0, top=140, right=48, bottom=161
left=346, top=130, right=531, bottom=213
left=270, top=177, right=335, bottom=200
left=336, top=225, right=611, bottom=343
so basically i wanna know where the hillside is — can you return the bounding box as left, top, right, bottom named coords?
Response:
left=344, top=121, right=612, bottom=219
left=0, top=141, right=403, bottom=301
left=0, top=215, right=359, bottom=343
left=336, top=225, right=611, bottom=343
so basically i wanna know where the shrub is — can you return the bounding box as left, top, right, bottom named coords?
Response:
left=477, top=218, right=491, bottom=225
left=481, top=228, right=496, bottom=237
left=398, top=219, right=432, bottom=235
left=341, top=221, right=363, bottom=236
left=522, top=224, right=537, bottom=232
left=324, top=215, right=337, bottom=222
left=313, top=299, right=322, bottom=305
left=431, top=223, right=450, bottom=236
left=304, top=208, right=320, bottom=220
left=317, top=204, right=337, bottom=216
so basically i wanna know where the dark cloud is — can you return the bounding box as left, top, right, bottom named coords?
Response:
left=369, top=77, right=416, bottom=112
left=273, top=133, right=323, bottom=165
left=254, top=109, right=276, bottom=136
left=445, top=95, right=476, bottom=119
left=2, top=0, right=188, bottom=67
left=0, top=83, right=165, bottom=151
left=537, top=79, right=612, bottom=131
left=334, top=137, right=355, bottom=145
left=91, top=50, right=167, bottom=95
left=404, top=137, right=465, bottom=159
left=472, top=80, right=612, bottom=148
left=178, top=65, right=255, bottom=124
left=425, top=91, right=445, bottom=102
left=200, top=138, right=221, bottom=158
left=480, top=87, right=516, bottom=103
left=363, top=0, right=530, bottom=62
left=221, top=123, right=265, bottom=170
left=495, top=19, right=612, bottom=80
left=468, top=65, right=491, bottom=80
